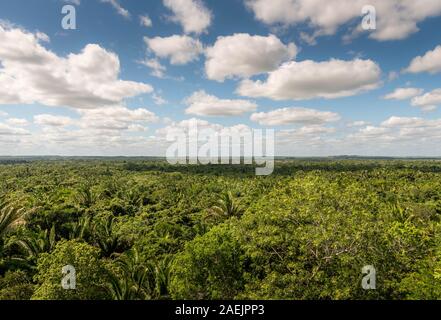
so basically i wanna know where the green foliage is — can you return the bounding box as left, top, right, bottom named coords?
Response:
left=106, top=248, right=173, bottom=300
left=74, top=183, right=99, bottom=208
left=32, top=240, right=109, bottom=300
left=91, top=215, right=124, bottom=257
left=106, top=248, right=152, bottom=300
left=0, top=198, right=27, bottom=242
left=0, top=159, right=441, bottom=300
left=5, top=225, right=56, bottom=270
left=398, top=237, right=441, bottom=299
left=205, top=192, right=244, bottom=222
left=170, top=223, right=245, bottom=299
left=0, top=270, right=34, bottom=300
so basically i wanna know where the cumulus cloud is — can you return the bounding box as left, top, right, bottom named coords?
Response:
left=155, top=118, right=264, bottom=157
left=352, top=125, right=389, bottom=137
left=156, top=117, right=341, bottom=158
left=383, top=87, right=423, bottom=100
left=144, top=35, right=204, bottom=65
left=347, top=116, right=441, bottom=151
left=405, top=45, right=441, bottom=74
left=163, top=0, right=212, bottom=34
left=205, top=33, right=297, bottom=82
left=280, top=125, right=336, bottom=136
left=140, top=15, right=153, bottom=27
left=21, top=106, right=159, bottom=155
left=245, top=0, right=441, bottom=42
left=277, top=125, right=336, bottom=145
left=0, top=123, right=30, bottom=136
left=250, top=107, right=341, bottom=126
left=5, top=118, right=29, bottom=127
left=411, top=88, right=441, bottom=111
left=152, top=93, right=168, bottom=105
left=156, top=118, right=223, bottom=139
left=348, top=120, right=370, bottom=127
left=237, top=59, right=381, bottom=100
left=0, top=24, right=159, bottom=154
left=34, top=114, right=74, bottom=127
left=381, top=116, right=433, bottom=128
left=185, top=90, right=257, bottom=116
left=26, top=126, right=159, bottom=156
left=34, top=106, right=158, bottom=132
left=78, top=107, right=158, bottom=131
left=100, top=0, right=130, bottom=19
left=128, top=124, right=148, bottom=132
left=0, top=24, right=153, bottom=110
left=63, top=0, right=80, bottom=5
left=139, top=58, right=167, bottom=78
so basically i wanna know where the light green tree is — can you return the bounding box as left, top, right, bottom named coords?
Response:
left=32, top=240, right=109, bottom=300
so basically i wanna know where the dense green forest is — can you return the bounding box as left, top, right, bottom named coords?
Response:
left=0, top=159, right=440, bottom=300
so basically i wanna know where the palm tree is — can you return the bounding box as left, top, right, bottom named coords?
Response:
left=0, top=199, right=27, bottom=241
left=124, top=188, right=143, bottom=207
left=106, top=251, right=174, bottom=300
left=75, top=184, right=99, bottom=208
left=69, top=215, right=92, bottom=240
left=206, top=192, right=244, bottom=221
left=151, top=255, right=174, bottom=299
left=0, top=198, right=28, bottom=268
left=107, top=271, right=132, bottom=300
left=5, top=225, right=56, bottom=269
left=106, top=248, right=152, bottom=300
left=92, top=215, right=121, bottom=257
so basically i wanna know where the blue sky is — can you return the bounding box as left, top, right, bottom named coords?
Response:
left=1, top=0, right=441, bottom=156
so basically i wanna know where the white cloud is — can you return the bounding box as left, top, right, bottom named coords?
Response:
left=0, top=24, right=153, bottom=110
left=0, top=114, right=159, bottom=156
left=355, top=125, right=389, bottom=137
left=245, top=0, right=441, bottom=42
left=383, top=87, right=423, bottom=100
left=411, top=88, right=441, bottom=111
left=128, top=124, right=148, bottom=132
left=388, top=71, right=399, bottom=81
left=18, top=107, right=160, bottom=155
left=348, top=120, right=370, bottom=127
left=139, top=58, right=167, bottom=78
left=250, top=107, right=340, bottom=126
left=155, top=117, right=341, bottom=158
left=100, top=0, right=130, bottom=19
left=238, top=59, right=381, bottom=100
left=27, top=126, right=159, bottom=155
left=36, top=32, right=50, bottom=43
left=163, top=0, right=212, bottom=34
left=152, top=93, right=167, bottom=105
left=34, top=107, right=158, bottom=132
left=140, top=15, right=152, bottom=27
left=34, top=114, right=74, bottom=127
left=381, top=116, right=432, bottom=128
left=63, top=0, right=80, bottom=5
left=0, top=111, right=8, bottom=117
left=155, top=118, right=261, bottom=153
left=277, top=125, right=336, bottom=145
left=297, top=125, right=336, bottom=135
left=0, top=123, right=30, bottom=136
left=405, top=45, right=441, bottom=74
left=346, top=116, right=441, bottom=152
left=78, top=107, right=158, bottom=131
left=205, top=33, right=297, bottom=82
left=185, top=90, right=257, bottom=116
left=156, top=118, right=223, bottom=138
left=5, top=118, right=29, bottom=127
left=145, top=115, right=441, bottom=157
left=144, top=35, right=203, bottom=65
